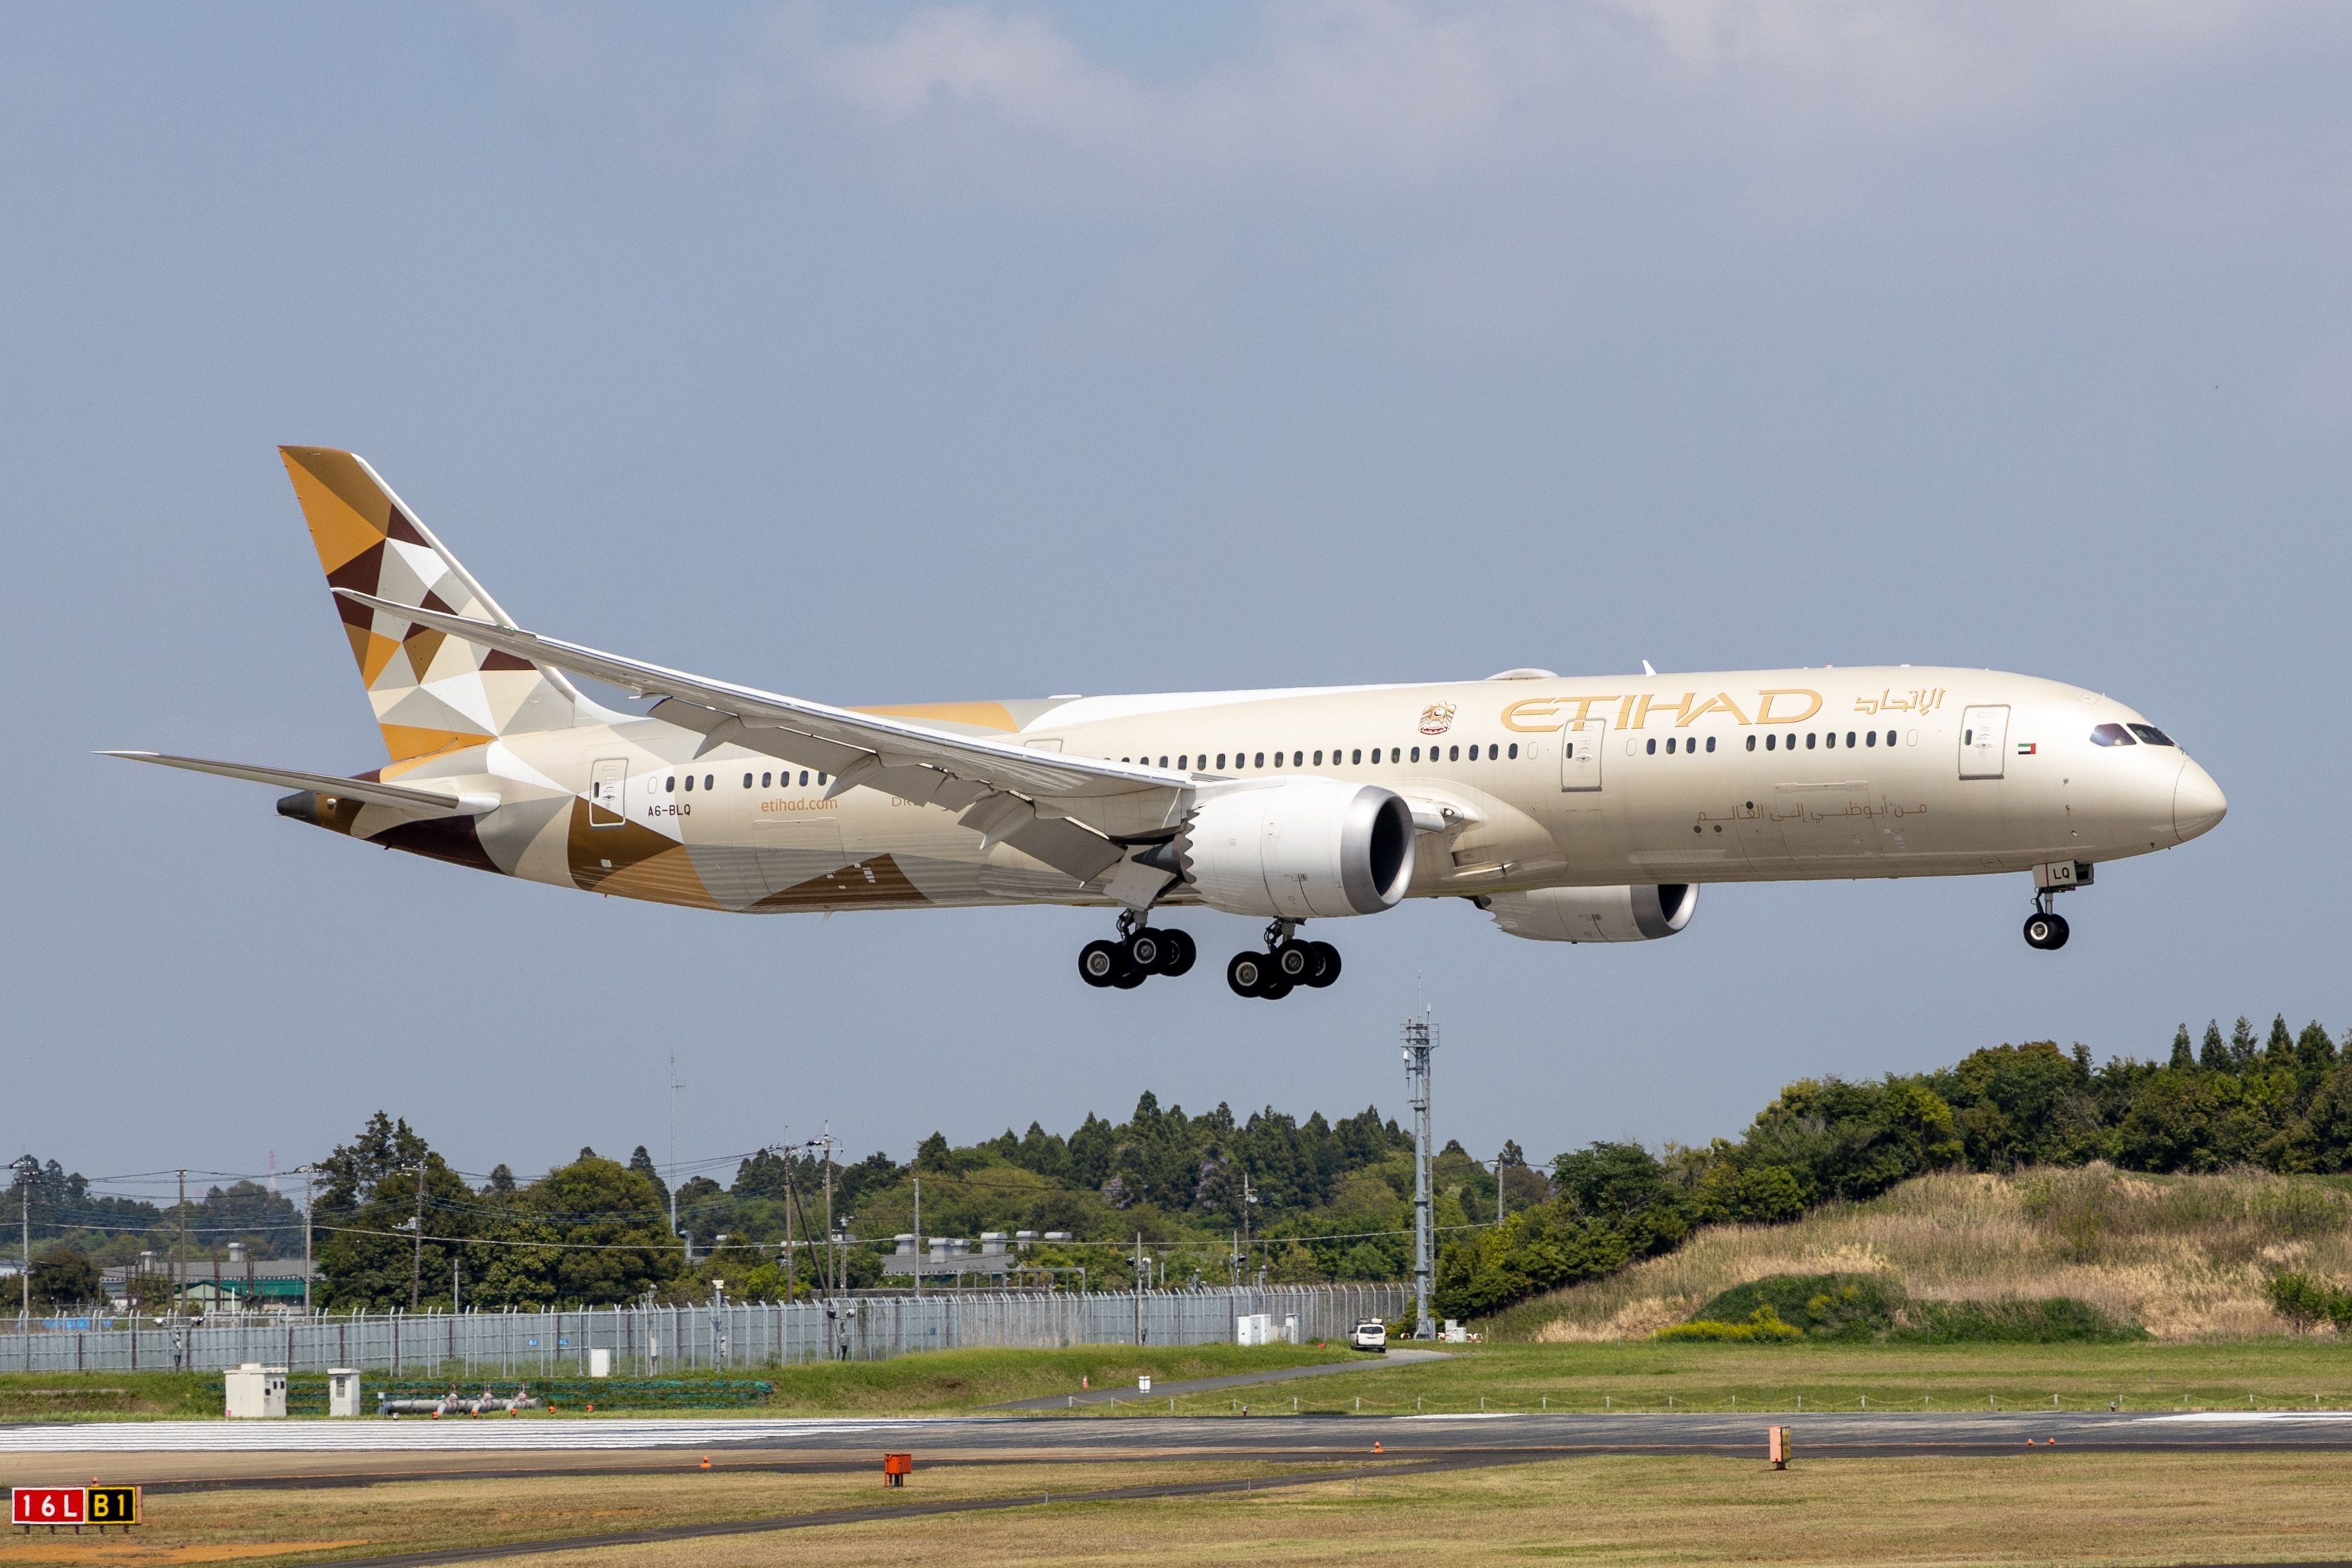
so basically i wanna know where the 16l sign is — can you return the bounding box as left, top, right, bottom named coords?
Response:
left=12, top=1487, right=85, bottom=1525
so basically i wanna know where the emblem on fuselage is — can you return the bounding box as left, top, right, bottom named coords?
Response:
left=1419, top=702, right=1456, bottom=736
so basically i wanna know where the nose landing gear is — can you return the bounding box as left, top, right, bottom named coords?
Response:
left=1226, top=921, right=1343, bottom=999
left=1077, top=913, right=1197, bottom=989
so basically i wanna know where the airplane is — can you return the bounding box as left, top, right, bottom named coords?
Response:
left=110, top=447, right=2228, bottom=999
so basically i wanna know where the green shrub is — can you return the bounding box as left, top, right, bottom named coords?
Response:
left=2268, top=1271, right=2352, bottom=1332
left=1894, top=1296, right=2145, bottom=1343
left=1686, top=1273, right=1902, bottom=1341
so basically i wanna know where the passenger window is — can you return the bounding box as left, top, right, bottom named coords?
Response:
left=1294, top=751, right=1303, bottom=767
left=1178, top=755, right=1188, bottom=770
left=1274, top=751, right=1284, bottom=768
left=762, top=772, right=771, bottom=787
left=1646, top=738, right=1657, bottom=754
left=1507, top=743, right=1518, bottom=760
left=1746, top=735, right=1756, bottom=752
left=1705, top=736, right=1716, bottom=752
left=1805, top=733, right=1816, bottom=750
left=1865, top=732, right=1876, bottom=748
left=2128, top=724, right=2177, bottom=746
left=1352, top=749, right=1362, bottom=764
left=1963, top=728, right=1972, bottom=745
left=1844, top=732, right=1855, bottom=749
left=1255, top=752, right=1265, bottom=768
left=1764, top=734, right=1775, bottom=751
left=1824, top=732, right=1835, bottom=749
left=2090, top=723, right=2136, bottom=746
left=799, top=771, right=810, bottom=786
left=1391, top=747, right=1402, bottom=762
left=1313, top=750, right=1323, bottom=765
left=1887, top=730, right=1897, bottom=747
left=1215, top=754, right=1226, bottom=769
left=665, top=775, right=675, bottom=792
left=1449, top=745, right=1460, bottom=761
left=817, top=772, right=826, bottom=786
left=1411, top=747, right=1421, bottom=762
left=704, top=775, right=714, bottom=790
left=1665, top=738, right=1675, bottom=754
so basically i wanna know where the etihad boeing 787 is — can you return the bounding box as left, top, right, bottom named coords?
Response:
left=112, top=448, right=2227, bottom=998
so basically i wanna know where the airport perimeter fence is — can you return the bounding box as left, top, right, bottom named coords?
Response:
left=0, top=1283, right=1412, bottom=1378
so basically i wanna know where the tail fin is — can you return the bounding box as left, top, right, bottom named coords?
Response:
left=280, top=446, right=580, bottom=765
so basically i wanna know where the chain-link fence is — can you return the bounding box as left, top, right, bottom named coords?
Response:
left=0, top=1284, right=1410, bottom=1376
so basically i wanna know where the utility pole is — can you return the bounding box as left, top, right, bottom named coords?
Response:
left=911, top=1174, right=922, bottom=1302
left=782, top=1149, right=796, bottom=1304
left=821, top=1127, right=835, bottom=1295
left=175, top=1169, right=188, bottom=1317
left=410, top=1164, right=426, bottom=1311
left=667, top=1047, right=685, bottom=1244
left=12, top=1156, right=35, bottom=1326
left=1134, top=1232, right=1145, bottom=1345
left=1404, top=1010, right=1438, bottom=1341
left=1493, top=1155, right=1508, bottom=1227
left=294, top=1165, right=318, bottom=1315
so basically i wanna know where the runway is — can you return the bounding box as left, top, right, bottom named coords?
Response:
left=9, top=1408, right=2352, bottom=1477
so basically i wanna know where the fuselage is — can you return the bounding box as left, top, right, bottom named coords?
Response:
left=283, top=665, right=2226, bottom=916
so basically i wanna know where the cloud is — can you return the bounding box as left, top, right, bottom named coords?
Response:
left=776, top=0, right=2287, bottom=205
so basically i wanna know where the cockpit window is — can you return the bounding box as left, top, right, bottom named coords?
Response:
left=2089, top=723, right=2136, bottom=747
left=2128, top=724, right=2177, bottom=747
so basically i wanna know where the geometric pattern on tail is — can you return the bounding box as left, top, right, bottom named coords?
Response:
left=280, top=445, right=577, bottom=769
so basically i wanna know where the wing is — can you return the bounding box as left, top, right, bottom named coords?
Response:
left=101, top=751, right=500, bottom=817
left=332, top=589, right=1190, bottom=882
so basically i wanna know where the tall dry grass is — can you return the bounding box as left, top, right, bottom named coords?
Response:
left=1486, top=1164, right=2352, bottom=1342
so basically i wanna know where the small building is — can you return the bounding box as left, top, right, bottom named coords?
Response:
left=104, top=1253, right=315, bottom=1312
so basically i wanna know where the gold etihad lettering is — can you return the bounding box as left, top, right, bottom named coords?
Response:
left=1499, top=687, right=1825, bottom=730
left=1854, top=686, right=1947, bottom=716
left=1754, top=688, right=1823, bottom=725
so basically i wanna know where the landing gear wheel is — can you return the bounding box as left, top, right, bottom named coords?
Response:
left=1274, top=942, right=1314, bottom=982
left=1127, top=930, right=1166, bottom=972
left=1228, top=951, right=1270, bottom=997
left=1304, top=941, right=1341, bottom=988
left=2022, top=912, right=2071, bottom=951
left=1111, top=958, right=1148, bottom=989
left=1158, top=928, right=1197, bottom=977
left=1079, top=939, right=1126, bottom=987
left=1260, top=975, right=1293, bottom=1001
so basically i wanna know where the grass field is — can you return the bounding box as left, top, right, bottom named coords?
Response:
left=1128, top=1339, right=2352, bottom=1417
left=0, top=1344, right=1355, bottom=1423
left=3, top=1452, right=2349, bottom=1567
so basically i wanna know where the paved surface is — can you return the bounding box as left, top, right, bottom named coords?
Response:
left=988, top=1347, right=1449, bottom=1409
left=12, top=1408, right=2352, bottom=1466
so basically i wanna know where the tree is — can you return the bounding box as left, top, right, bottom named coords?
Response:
left=313, top=1112, right=472, bottom=1310
left=29, top=1247, right=102, bottom=1311
left=2200, top=1021, right=2229, bottom=1072
left=2169, top=1026, right=2194, bottom=1070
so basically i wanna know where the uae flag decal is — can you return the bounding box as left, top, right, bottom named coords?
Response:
left=2017, top=742, right=2038, bottom=754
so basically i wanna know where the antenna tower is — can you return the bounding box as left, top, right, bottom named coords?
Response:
left=1403, top=1010, right=1437, bottom=1340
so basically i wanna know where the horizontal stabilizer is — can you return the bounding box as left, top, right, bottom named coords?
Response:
left=99, top=751, right=499, bottom=817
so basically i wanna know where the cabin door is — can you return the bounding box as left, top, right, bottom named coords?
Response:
left=1959, top=705, right=2010, bottom=780
left=588, top=759, right=627, bottom=827
left=1560, top=721, right=1607, bottom=792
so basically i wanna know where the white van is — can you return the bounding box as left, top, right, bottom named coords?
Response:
left=1348, top=1319, right=1388, bottom=1353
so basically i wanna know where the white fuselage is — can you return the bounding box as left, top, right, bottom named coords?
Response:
left=349, top=665, right=2223, bottom=916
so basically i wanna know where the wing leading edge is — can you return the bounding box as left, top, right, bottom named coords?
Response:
left=331, top=589, right=1189, bottom=883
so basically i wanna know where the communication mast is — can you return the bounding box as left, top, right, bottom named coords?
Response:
left=1403, top=1010, right=1437, bottom=1340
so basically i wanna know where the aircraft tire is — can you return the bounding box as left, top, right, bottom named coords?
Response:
left=1079, top=939, right=1125, bottom=987
left=1227, top=951, right=1268, bottom=997
left=1304, top=941, right=1341, bottom=988
left=2022, top=912, right=2070, bottom=951
left=1274, top=942, right=1313, bottom=981
left=1128, top=930, right=1165, bottom=971
left=1159, top=929, right=1198, bottom=977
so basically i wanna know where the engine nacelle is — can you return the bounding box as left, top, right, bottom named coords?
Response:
left=1181, top=780, right=1415, bottom=919
left=1482, top=884, right=1698, bottom=943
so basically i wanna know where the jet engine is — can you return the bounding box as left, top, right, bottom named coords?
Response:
left=1180, top=780, right=1415, bottom=919
left=1480, top=884, right=1698, bottom=943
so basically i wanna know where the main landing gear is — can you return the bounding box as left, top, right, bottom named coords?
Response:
left=1226, top=921, right=1342, bottom=1001
left=1077, top=912, right=1198, bottom=989
left=2022, top=892, right=2071, bottom=951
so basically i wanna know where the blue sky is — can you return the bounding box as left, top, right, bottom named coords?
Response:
left=4, top=2, right=2347, bottom=1189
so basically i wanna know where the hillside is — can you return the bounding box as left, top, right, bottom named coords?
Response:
left=1482, top=1164, right=2352, bottom=1342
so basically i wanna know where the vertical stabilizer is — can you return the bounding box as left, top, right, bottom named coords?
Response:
left=279, top=446, right=580, bottom=765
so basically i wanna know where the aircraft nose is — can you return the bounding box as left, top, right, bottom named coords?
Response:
left=2173, top=758, right=2227, bottom=843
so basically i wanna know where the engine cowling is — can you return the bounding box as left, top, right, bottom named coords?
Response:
left=1481, top=884, right=1697, bottom=943
left=1181, top=780, right=1416, bottom=919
